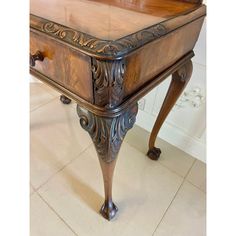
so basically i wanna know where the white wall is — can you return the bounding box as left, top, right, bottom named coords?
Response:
left=136, top=21, right=206, bottom=162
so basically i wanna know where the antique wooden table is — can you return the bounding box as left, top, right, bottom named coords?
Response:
left=30, top=0, right=206, bottom=220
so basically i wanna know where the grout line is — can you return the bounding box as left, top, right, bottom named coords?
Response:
left=36, top=192, right=79, bottom=236
left=185, top=159, right=207, bottom=194
left=30, top=87, right=93, bottom=191
left=31, top=82, right=76, bottom=111
left=185, top=179, right=206, bottom=194
left=123, top=140, right=194, bottom=179
left=184, top=159, right=207, bottom=193
left=30, top=96, right=58, bottom=113
left=31, top=84, right=205, bottom=233
left=34, top=143, right=93, bottom=192
left=157, top=160, right=193, bottom=179
left=36, top=83, right=61, bottom=97
left=185, top=159, right=196, bottom=180
left=151, top=159, right=196, bottom=236
left=31, top=82, right=57, bottom=93
left=151, top=181, right=185, bottom=236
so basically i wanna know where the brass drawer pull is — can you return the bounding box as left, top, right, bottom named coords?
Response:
left=30, top=51, right=44, bottom=67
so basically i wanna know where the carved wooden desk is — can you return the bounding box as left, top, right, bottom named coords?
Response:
left=30, top=0, right=206, bottom=220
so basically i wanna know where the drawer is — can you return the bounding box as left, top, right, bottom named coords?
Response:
left=30, top=30, right=93, bottom=103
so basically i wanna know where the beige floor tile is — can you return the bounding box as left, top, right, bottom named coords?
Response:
left=63, top=101, right=77, bottom=112
left=30, top=83, right=56, bottom=111
left=30, top=192, right=76, bottom=236
left=153, top=181, right=206, bottom=236
left=30, top=99, right=92, bottom=189
left=186, top=160, right=206, bottom=192
left=38, top=142, right=183, bottom=236
left=39, top=83, right=61, bottom=97
left=30, top=185, right=35, bottom=195
left=31, top=81, right=77, bottom=107
left=125, top=125, right=195, bottom=177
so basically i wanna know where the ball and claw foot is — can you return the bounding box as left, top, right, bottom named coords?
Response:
left=147, top=147, right=162, bottom=160
left=100, top=201, right=118, bottom=221
left=60, top=95, right=71, bottom=104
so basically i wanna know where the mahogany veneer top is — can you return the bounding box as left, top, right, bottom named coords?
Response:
left=30, top=0, right=201, bottom=40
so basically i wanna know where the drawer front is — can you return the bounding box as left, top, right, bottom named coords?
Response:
left=30, top=30, right=93, bottom=103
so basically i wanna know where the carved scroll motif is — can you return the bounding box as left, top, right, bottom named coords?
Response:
left=91, top=59, right=125, bottom=108
left=173, top=60, right=193, bottom=82
left=77, top=104, right=138, bottom=163
left=41, top=21, right=167, bottom=57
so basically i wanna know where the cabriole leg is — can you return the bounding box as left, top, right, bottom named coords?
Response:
left=77, top=103, right=138, bottom=220
left=147, top=60, right=193, bottom=160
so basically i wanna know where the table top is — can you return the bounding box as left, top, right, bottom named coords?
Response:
left=31, top=0, right=202, bottom=40
left=30, top=0, right=206, bottom=59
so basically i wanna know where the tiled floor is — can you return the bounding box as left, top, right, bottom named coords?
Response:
left=30, top=83, right=206, bottom=236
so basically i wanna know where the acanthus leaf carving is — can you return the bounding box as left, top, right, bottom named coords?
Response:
left=77, top=104, right=138, bottom=163
left=91, top=58, right=125, bottom=109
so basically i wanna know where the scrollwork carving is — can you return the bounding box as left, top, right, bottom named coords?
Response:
left=39, top=19, right=167, bottom=58
left=173, top=60, right=193, bottom=83
left=77, top=104, right=138, bottom=163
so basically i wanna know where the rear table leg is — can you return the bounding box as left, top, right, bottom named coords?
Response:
left=147, top=60, right=193, bottom=160
left=60, top=95, right=71, bottom=104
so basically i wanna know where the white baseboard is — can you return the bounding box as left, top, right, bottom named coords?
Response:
left=136, top=110, right=206, bottom=163
left=159, top=122, right=206, bottom=163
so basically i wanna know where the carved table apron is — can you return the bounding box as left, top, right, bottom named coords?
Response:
left=30, top=0, right=206, bottom=220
